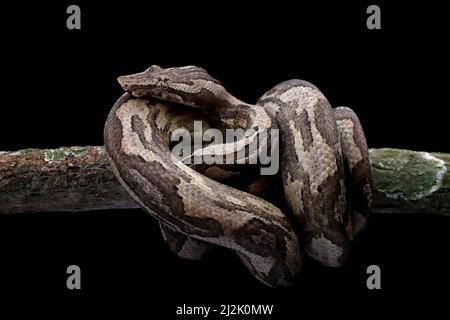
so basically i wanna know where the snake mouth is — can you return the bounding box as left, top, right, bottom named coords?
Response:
left=117, top=71, right=168, bottom=91
left=117, top=74, right=171, bottom=99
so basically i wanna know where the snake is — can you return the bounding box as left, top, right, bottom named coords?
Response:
left=104, top=65, right=372, bottom=287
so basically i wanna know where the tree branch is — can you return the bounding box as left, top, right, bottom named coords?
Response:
left=0, top=146, right=448, bottom=215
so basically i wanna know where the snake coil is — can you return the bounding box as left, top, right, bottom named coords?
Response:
left=104, top=65, right=372, bottom=287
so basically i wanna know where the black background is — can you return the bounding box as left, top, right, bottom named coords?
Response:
left=0, top=1, right=449, bottom=317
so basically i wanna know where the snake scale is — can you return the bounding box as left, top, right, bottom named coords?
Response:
left=104, top=65, right=372, bottom=287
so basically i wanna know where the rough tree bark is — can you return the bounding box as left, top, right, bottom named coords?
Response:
left=0, top=146, right=448, bottom=216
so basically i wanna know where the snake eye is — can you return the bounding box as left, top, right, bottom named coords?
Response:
left=146, top=65, right=162, bottom=73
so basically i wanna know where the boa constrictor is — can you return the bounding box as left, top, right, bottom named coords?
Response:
left=104, top=65, right=372, bottom=287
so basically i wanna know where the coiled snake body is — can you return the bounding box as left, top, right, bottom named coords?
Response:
left=104, top=65, right=372, bottom=287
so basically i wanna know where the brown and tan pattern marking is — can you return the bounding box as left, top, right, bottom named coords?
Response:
left=105, top=93, right=301, bottom=287
left=104, top=66, right=372, bottom=287
left=258, top=80, right=352, bottom=266
left=334, top=106, right=373, bottom=235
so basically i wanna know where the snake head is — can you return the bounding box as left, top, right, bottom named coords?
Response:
left=117, top=65, right=165, bottom=94
left=117, top=65, right=226, bottom=107
left=118, top=65, right=219, bottom=94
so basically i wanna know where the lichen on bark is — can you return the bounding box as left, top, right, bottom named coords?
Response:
left=370, top=148, right=449, bottom=216
left=43, top=146, right=93, bottom=164
left=370, top=148, right=447, bottom=201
